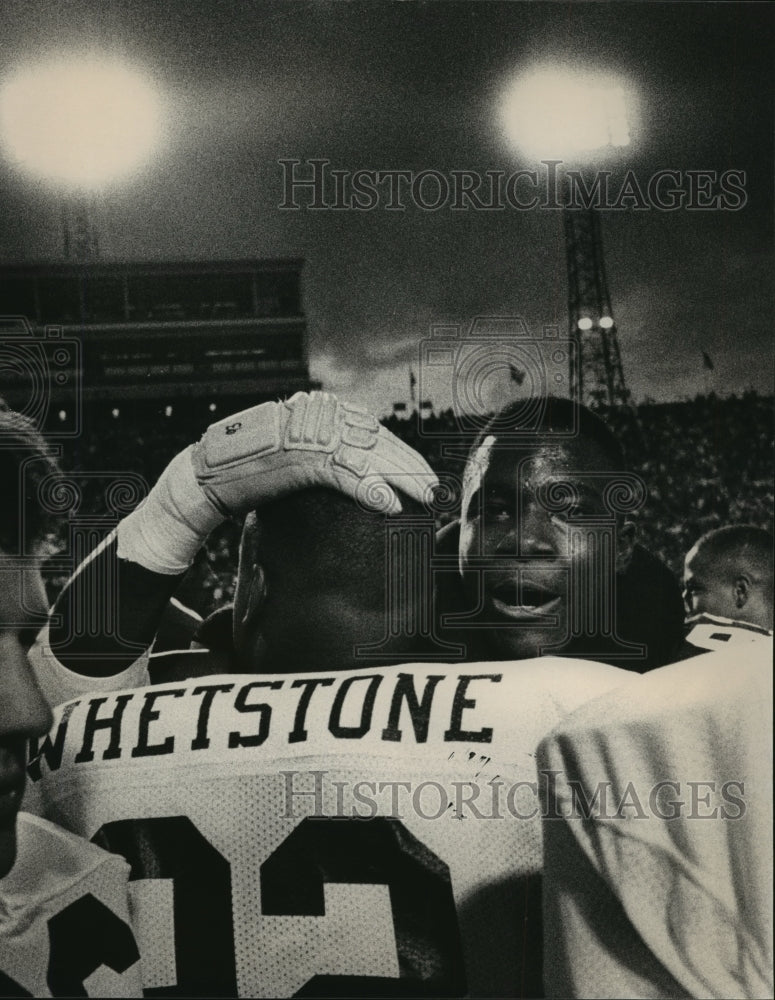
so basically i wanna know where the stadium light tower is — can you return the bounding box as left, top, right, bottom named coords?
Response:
left=0, top=52, right=164, bottom=260
left=499, top=65, right=633, bottom=409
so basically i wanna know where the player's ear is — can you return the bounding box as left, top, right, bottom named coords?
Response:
left=733, top=574, right=750, bottom=610
left=238, top=562, right=267, bottom=633
left=615, top=519, right=636, bottom=573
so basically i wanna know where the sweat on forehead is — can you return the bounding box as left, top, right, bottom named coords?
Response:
left=465, top=431, right=624, bottom=492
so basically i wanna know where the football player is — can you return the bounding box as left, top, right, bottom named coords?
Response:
left=0, top=407, right=141, bottom=996
left=25, top=392, right=641, bottom=995
left=450, top=397, right=685, bottom=670
left=29, top=485, right=636, bottom=996
left=31, top=390, right=440, bottom=700
left=683, top=525, right=773, bottom=632
left=537, top=584, right=773, bottom=997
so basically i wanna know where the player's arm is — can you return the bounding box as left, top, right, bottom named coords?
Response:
left=43, top=536, right=188, bottom=678
left=44, top=391, right=438, bottom=679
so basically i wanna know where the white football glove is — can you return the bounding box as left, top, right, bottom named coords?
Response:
left=117, top=391, right=438, bottom=575
left=192, top=391, right=438, bottom=517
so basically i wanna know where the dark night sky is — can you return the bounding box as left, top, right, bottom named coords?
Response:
left=0, top=0, right=772, bottom=413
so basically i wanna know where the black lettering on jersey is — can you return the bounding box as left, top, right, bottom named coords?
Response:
left=27, top=701, right=81, bottom=781
left=261, top=817, right=467, bottom=996
left=228, top=680, right=283, bottom=748
left=289, top=678, right=335, bottom=743
left=47, top=893, right=140, bottom=996
left=132, top=689, right=186, bottom=758
left=443, top=675, right=502, bottom=744
left=382, top=674, right=445, bottom=743
left=74, top=694, right=134, bottom=763
left=0, top=970, right=31, bottom=996
left=93, top=816, right=236, bottom=997
left=329, top=675, right=382, bottom=739
left=191, top=683, right=235, bottom=750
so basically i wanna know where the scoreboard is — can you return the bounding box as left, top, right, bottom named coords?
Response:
left=0, top=259, right=318, bottom=424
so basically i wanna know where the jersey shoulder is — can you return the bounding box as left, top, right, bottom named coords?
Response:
left=542, top=620, right=771, bottom=744
left=1, top=812, right=129, bottom=907
left=0, top=814, right=141, bottom=998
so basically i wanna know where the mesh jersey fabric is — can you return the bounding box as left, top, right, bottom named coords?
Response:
left=27, top=657, right=633, bottom=998
left=0, top=812, right=141, bottom=997
left=537, top=620, right=773, bottom=999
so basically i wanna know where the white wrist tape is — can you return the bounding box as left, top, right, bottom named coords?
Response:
left=116, top=446, right=224, bottom=574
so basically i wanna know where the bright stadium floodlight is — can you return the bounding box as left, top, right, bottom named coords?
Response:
left=499, top=65, right=631, bottom=160
left=0, top=53, right=164, bottom=190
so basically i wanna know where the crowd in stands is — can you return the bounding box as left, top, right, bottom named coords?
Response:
left=42, top=391, right=773, bottom=619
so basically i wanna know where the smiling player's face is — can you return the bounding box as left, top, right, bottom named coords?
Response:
left=0, top=553, right=52, bottom=878
left=459, top=435, right=625, bottom=660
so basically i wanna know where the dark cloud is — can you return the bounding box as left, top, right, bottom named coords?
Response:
left=0, top=0, right=772, bottom=411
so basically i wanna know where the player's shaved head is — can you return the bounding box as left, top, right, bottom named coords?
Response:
left=234, top=487, right=433, bottom=672
left=684, top=525, right=774, bottom=629
left=692, top=525, right=773, bottom=577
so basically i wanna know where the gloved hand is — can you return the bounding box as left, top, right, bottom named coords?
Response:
left=192, top=390, right=437, bottom=517
left=117, top=391, right=438, bottom=575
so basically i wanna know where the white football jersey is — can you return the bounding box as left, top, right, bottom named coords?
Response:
left=0, top=812, right=141, bottom=997
left=538, top=623, right=773, bottom=999
left=28, top=658, right=633, bottom=997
